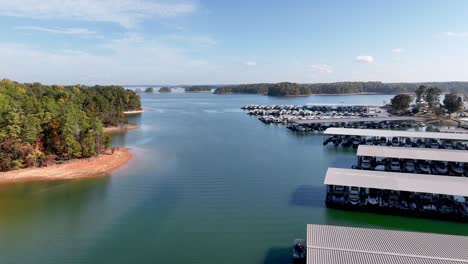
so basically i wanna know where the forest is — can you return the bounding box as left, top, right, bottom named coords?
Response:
left=213, top=82, right=468, bottom=96
left=0, top=79, right=141, bottom=172
left=185, top=85, right=213, bottom=92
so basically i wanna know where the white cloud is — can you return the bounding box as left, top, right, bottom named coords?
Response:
left=308, top=64, right=333, bottom=74
left=0, top=0, right=196, bottom=28
left=244, top=61, right=257, bottom=67
left=355, top=55, right=374, bottom=63
left=15, top=26, right=98, bottom=37
left=0, top=35, right=213, bottom=85
left=392, top=48, right=404, bottom=53
left=445, top=31, right=468, bottom=37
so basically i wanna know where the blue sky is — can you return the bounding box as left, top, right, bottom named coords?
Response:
left=0, top=0, right=467, bottom=85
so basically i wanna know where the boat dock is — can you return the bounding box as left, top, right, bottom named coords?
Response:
left=294, top=116, right=420, bottom=125
left=357, top=145, right=468, bottom=163
left=324, top=127, right=468, bottom=141
left=325, top=168, right=468, bottom=197
left=306, top=224, right=468, bottom=264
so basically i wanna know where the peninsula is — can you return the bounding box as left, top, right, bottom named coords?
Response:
left=0, top=79, right=141, bottom=182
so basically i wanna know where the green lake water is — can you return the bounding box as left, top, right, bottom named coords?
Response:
left=0, top=93, right=466, bottom=264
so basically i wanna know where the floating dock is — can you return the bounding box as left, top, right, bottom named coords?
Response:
left=324, top=127, right=468, bottom=141
left=307, top=224, right=468, bottom=264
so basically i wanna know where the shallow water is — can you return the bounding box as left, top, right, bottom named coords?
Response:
left=0, top=93, right=466, bottom=264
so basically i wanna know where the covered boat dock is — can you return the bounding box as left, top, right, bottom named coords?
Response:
left=295, top=116, right=419, bottom=125
left=324, top=127, right=468, bottom=141
left=357, top=145, right=468, bottom=163
left=307, top=224, right=468, bottom=264
left=324, top=168, right=468, bottom=196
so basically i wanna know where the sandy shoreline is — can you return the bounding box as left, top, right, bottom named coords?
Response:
left=0, top=148, right=132, bottom=185
left=104, top=124, right=140, bottom=133
left=123, top=109, right=144, bottom=115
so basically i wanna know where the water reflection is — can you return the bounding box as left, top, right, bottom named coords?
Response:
left=0, top=177, right=110, bottom=233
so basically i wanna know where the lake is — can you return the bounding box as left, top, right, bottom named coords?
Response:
left=0, top=93, right=466, bottom=264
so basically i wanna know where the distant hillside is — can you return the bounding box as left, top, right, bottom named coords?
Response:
left=185, top=85, right=213, bottom=92
left=159, top=87, right=171, bottom=93
left=213, top=82, right=468, bottom=96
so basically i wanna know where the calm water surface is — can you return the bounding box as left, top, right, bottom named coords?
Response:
left=0, top=93, right=467, bottom=264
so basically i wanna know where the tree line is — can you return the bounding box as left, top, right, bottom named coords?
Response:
left=390, top=85, right=464, bottom=117
left=213, top=82, right=468, bottom=96
left=0, top=79, right=141, bottom=172
left=185, top=85, right=212, bottom=92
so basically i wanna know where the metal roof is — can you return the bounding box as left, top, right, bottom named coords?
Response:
left=324, top=127, right=468, bottom=141
left=357, top=145, right=468, bottom=162
left=295, top=116, right=419, bottom=125
left=307, top=224, right=468, bottom=264
left=324, top=168, right=468, bottom=196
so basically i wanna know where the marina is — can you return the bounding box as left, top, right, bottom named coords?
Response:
left=305, top=224, right=468, bottom=264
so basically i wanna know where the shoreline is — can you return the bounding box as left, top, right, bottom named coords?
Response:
left=0, top=148, right=132, bottom=185
left=104, top=124, right=140, bottom=133
left=123, top=109, right=144, bottom=115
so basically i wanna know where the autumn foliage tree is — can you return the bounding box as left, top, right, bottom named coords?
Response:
left=0, top=79, right=141, bottom=172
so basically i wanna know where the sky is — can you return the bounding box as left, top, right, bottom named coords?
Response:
left=0, top=0, right=468, bottom=85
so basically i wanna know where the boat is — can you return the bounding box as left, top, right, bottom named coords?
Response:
left=352, top=136, right=362, bottom=148
left=427, top=139, right=440, bottom=149
left=420, top=193, right=437, bottom=212
left=417, top=160, right=431, bottom=174
left=348, top=186, right=361, bottom=206
left=403, top=159, right=416, bottom=173
left=456, top=142, right=466, bottom=150
left=329, top=185, right=346, bottom=205
left=361, top=156, right=374, bottom=170
left=379, top=137, right=387, bottom=146
left=367, top=188, right=381, bottom=206
left=437, top=195, right=456, bottom=215
left=449, top=162, right=464, bottom=176
left=292, top=239, right=306, bottom=262
left=387, top=158, right=401, bottom=172
left=416, top=139, right=425, bottom=148
left=432, top=161, right=448, bottom=175
left=403, top=138, right=413, bottom=147
left=441, top=140, right=454, bottom=149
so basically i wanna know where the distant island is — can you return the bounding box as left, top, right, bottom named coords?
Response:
left=159, top=87, right=171, bottom=93
left=0, top=79, right=141, bottom=181
left=145, top=87, right=154, bottom=93
left=213, top=81, right=468, bottom=96
left=185, top=85, right=212, bottom=93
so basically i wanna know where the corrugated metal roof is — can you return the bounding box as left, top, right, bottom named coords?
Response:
left=324, top=168, right=468, bottom=196
left=324, top=128, right=468, bottom=141
left=295, top=116, right=419, bottom=125
left=307, top=224, right=468, bottom=264
left=357, top=145, right=468, bottom=162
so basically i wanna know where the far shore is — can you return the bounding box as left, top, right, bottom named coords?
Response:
left=104, top=124, right=140, bottom=133
left=0, top=148, right=132, bottom=185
